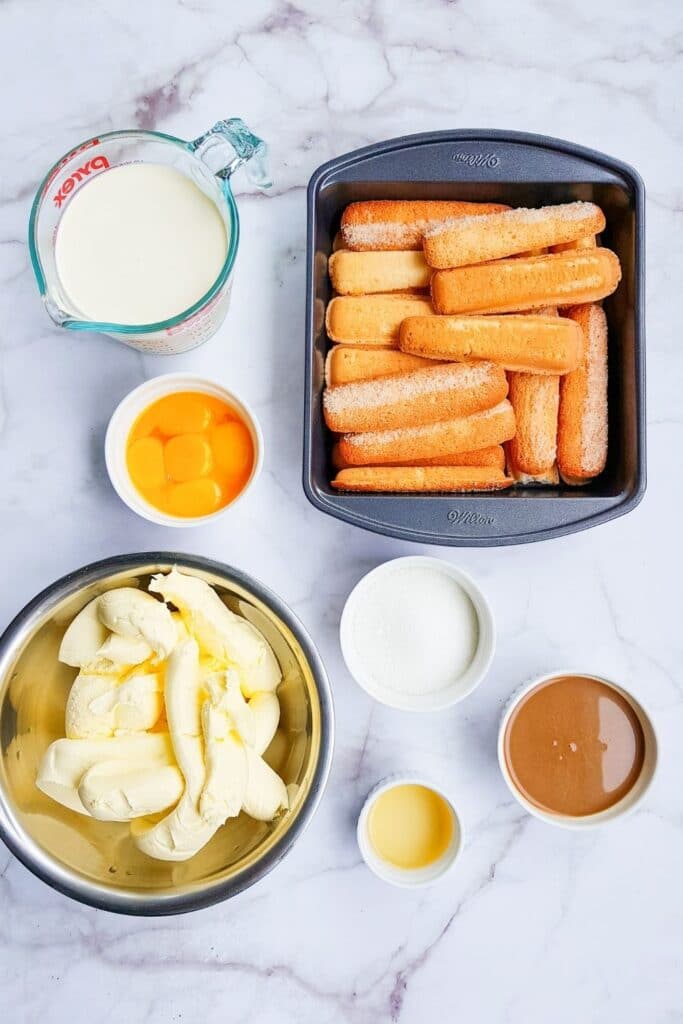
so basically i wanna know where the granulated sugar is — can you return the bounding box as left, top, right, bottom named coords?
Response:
left=344, top=563, right=479, bottom=696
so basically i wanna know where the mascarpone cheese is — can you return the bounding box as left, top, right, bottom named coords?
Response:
left=98, top=587, right=176, bottom=661
left=78, top=761, right=184, bottom=821
left=149, top=567, right=281, bottom=695
left=36, top=732, right=176, bottom=814
left=65, top=670, right=163, bottom=738
left=38, top=568, right=288, bottom=862
left=58, top=596, right=108, bottom=668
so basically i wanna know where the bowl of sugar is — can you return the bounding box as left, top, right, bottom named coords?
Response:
left=339, top=556, right=495, bottom=711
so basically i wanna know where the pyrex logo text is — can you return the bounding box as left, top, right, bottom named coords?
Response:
left=53, top=156, right=110, bottom=208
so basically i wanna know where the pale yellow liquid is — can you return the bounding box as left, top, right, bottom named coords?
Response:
left=368, top=784, right=454, bottom=870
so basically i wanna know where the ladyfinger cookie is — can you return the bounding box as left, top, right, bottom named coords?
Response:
left=430, top=248, right=622, bottom=316
left=399, top=314, right=583, bottom=374
left=329, top=250, right=431, bottom=295
left=557, top=303, right=608, bottom=484
left=332, top=466, right=513, bottom=493
left=326, top=294, right=433, bottom=346
left=510, top=466, right=560, bottom=486
left=506, top=372, right=560, bottom=479
left=323, top=361, right=508, bottom=433
left=340, top=200, right=510, bottom=251
left=551, top=235, right=597, bottom=254
left=331, top=442, right=506, bottom=471
left=423, top=202, right=605, bottom=268
left=338, top=400, right=516, bottom=466
left=325, top=346, right=438, bottom=386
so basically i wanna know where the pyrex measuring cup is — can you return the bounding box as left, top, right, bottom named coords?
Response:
left=29, top=118, right=271, bottom=354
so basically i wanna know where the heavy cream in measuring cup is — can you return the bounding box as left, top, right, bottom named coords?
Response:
left=54, top=163, right=228, bottom=326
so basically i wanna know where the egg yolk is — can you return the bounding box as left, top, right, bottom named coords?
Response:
left=126, top=391, right=255, bottom=518
left=211, top=422, right=253, bottom=480
left=164, top=434, right=213, bottom=481
left=155, top=392, right=212, bottom=435
left=127, top=437, right=165, bottom=490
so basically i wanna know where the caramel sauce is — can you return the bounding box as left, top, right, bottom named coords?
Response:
left=504, top=675, right=645, bottom=817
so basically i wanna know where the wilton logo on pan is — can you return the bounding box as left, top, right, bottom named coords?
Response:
left=447, top=509, right=494, bottom=526
left=53, top=155, right=110, bottom=208
left=452, top=152, right=500, bottom=169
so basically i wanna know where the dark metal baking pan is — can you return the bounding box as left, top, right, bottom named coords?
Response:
left=303, top=130, right=645, bottom=546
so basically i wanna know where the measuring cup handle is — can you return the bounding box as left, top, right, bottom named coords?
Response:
left=189, top=119, right=271, bottom=189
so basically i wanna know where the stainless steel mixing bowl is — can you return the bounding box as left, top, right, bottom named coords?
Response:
left=0, top=553, right=334, bottom=915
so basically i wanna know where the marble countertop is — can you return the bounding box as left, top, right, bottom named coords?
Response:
left=1, top=1, right=682, bottom=1021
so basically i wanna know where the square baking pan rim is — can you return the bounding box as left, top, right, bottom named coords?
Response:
left=303, top=129, right=646, bottom=547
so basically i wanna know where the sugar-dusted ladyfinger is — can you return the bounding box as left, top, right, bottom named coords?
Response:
left=557, top=303, right=608, bottom=484
left=430, top=248, right=621, bottom=316
left=506, top=373, right=560, bottom=480
left=332, top=466, right=513, bottom=492
left=423, top=202, right=605, bottom=268
left=323, top=361, right=508, bottom=433
left=329, top=250, right=431, bottom=295
left=399, top=314, right=583, bottom=375
left=325, top=345, right=438, bottom=386
left=340, top=200, right=510, bottom=251
left=337, top=400, right=516, bottom=466
left=325, top=294, right=433, bottom=346
left=331, top=442, right=506, bottom=471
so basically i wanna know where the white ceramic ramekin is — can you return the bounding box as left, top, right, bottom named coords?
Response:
left=340, top=556, right=495, bottom=711
left=497, top=669, right=658, bottom=829
left=105, top=372, right=263, bottom=527
left=357, top=774, right=463, bottom=888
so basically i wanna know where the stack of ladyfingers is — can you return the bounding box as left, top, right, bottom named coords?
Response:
left=324, top=199, right=617, bottom=492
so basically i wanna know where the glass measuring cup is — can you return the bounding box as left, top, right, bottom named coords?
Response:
left=28, top=118, right=271, bottom=355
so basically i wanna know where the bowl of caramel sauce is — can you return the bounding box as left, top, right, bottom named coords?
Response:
left=498, top=672, right=657, bottom=827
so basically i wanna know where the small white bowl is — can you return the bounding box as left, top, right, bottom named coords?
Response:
left=497, top=669, right=658, bottom=829
left=105, top=372, right=263, bottom=527
left=340, top=556, right=495, bottom=711
left=357, top=774, right=463, bottom=887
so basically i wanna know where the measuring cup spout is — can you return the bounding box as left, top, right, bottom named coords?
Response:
left=189, top=119, right=271, bottom=189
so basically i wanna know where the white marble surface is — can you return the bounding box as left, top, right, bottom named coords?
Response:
left=1, top=1, right=682, bottom=1021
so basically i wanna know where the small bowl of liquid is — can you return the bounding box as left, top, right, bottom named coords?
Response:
left=105, top=373, right=263, bottom=526
left=498, top=671, right=658, bottom=829
left=357, top=775, right=463, bottom=887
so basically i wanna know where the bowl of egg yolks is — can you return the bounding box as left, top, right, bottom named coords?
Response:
left=105, top=373, right=263, bottom=526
